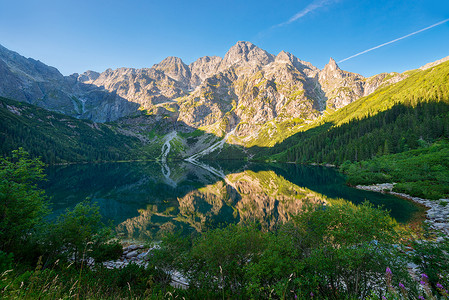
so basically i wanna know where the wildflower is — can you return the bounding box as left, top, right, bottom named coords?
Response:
left=386, top=267, right=392, bottom=274
left=421, top=274, right=428, bottom=280
left=399, top=282, right=405, bottom=289
left=420, top=280, right=426, bottom=286
left=437, top=283, right=444, bottom=290
left=418, top=296, right=425, bottom=300
left=310, top=292, right=314, bottom=297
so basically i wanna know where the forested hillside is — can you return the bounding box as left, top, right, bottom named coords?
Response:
left=256, top=60, right=449, bottom=164
left=0, top=97, right=145, bottom=163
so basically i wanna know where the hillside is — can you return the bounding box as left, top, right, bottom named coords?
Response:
left=1, top=42, right=448, bottom=164
left=0, top=97, right=145, bottom=163
left=251, top=60, right=449, bottom=164
left=0, top=42, right=405, bottom=150
left=341, top=140, right=449, bottom=200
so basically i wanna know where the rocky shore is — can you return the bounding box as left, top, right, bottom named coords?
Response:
left=355, top=183, right=449, bottom=234
left=102, top=244, right=152, bottom=269
left=102, top=244, right=189, bottom=289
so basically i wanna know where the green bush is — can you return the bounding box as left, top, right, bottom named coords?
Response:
left=154, top=202, right=419, bottom=299
left=409, top=228, right=449, bottom=291
left=47, top=201, right=115, bottom=266
left=289, top=202, right=414, bottom=299
left=0, top=251, right=13, bottom=273
left=343, top=140, right=449, bottom=200
left=187, top=224, right=267, bottom=294
left=90, top=240, right=123, bottom=263
left=0, top=148, right=48, bottom=257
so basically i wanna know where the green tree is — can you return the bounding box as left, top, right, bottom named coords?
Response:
left=0, top=148, right=48, bottom=255
left=48, top=201, right=119, bottom=266
left=290, top=201, right=412, bottom=299
left=177, top=224, right=266, bottom=296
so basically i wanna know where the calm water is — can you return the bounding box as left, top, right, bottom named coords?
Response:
left=43, top=161, right=421, bottom=241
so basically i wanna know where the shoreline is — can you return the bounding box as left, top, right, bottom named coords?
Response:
left=101, top=243, right=189, bottom=289
left=354, top=183, right=449, bottom=234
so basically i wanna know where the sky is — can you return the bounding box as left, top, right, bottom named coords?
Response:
left=0, top=0, right=448, bottom=77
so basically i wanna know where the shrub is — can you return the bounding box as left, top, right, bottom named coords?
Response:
left=90, top=240, right=123, bottom=263
left=0, top=148, right=48, bottom=256
left=0, top=251, right=13, bottom=273
left=47, top=201, right=115, bottom=266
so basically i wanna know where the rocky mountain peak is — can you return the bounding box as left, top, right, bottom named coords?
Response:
left=273, top=50, right=319, bottom=78
left=419, top=55, right=449, bottom=71
left=318, top=57, right=368, bottom=110
left=222, top=41, right=275, bottom=69
left=154, top=56, right=186, bottom=67
left=77, top=70, right=100, bottom=83
left=189, top=56, right=222, bottom=88
left=275, top=50, right=295, bottom=64
left=153, top=56, right=191, bottom=85
left=324, top=57, right=340, bottom=72
left=0, top=43, right=63, bottom=82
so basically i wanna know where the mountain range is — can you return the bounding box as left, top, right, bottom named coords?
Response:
left=0, top=41, right=448, bottom=162
left=0, top=43, right=407, bottom=131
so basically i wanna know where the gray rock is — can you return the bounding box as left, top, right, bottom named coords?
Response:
left=126, top=245, right=139, bottom=251
left=125, top=250, right=139, bottom=259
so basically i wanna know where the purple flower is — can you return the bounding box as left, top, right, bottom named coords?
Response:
left=295, top=295, right=298, bottom=299
left=420, top=280, right=427, bottom=286
left=382, top=297, right=387, bottom=300
left=418, top=296, right=425, bottom=300
left=310, top=292, right=314, bottom=297
left=399, top=282, right=405, bottom=289
left=437, top=283, right=444, bottom=289
left=386, top=267, right=392, bottom=274
left=421, top=273, right=429, bottom=280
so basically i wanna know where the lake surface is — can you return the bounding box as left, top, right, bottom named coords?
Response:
left=43, top=161, right=421, bottom=241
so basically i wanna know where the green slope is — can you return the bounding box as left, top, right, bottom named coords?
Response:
left=341, top=140, right=449, bottom=200
left=322, top=63, right=448, bottom=126
left=254, top=60, right=449, bottom=163
left=0, top=97, right=146, bottom=163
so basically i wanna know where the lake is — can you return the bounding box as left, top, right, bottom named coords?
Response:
left=43, top=161, right=422, bottom=241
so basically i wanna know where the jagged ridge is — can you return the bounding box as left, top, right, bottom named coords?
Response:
left=0, top=41, right=446, bottom=151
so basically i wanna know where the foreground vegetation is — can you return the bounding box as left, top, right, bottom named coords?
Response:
left=1, top=149, right=449, bottom=299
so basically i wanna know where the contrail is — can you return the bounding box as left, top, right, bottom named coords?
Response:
left=339, top=18, right=449, bottom=63
left=254, top=0, right=339, bottom=41
left=274, top=0, right=339, bottom=28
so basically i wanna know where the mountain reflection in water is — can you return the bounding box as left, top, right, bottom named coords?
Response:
left=43, top=161, right=420, bottom=241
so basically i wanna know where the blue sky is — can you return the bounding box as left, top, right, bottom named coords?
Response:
left=0, top=0, right=448, bottom=77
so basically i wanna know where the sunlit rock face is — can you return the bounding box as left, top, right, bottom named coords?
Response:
left=0, top=42, right=406, bottom=131
left=318, top=58, right=405, bottom=110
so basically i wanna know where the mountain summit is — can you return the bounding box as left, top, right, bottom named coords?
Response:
left=153, top=56, right=191, bottom=86
left=221, top=41, right=274, bottom=69
left=0, top=41, right=425, bottom=137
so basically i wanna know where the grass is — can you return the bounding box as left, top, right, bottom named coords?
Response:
left=0, top=261, right=172, bottom=299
